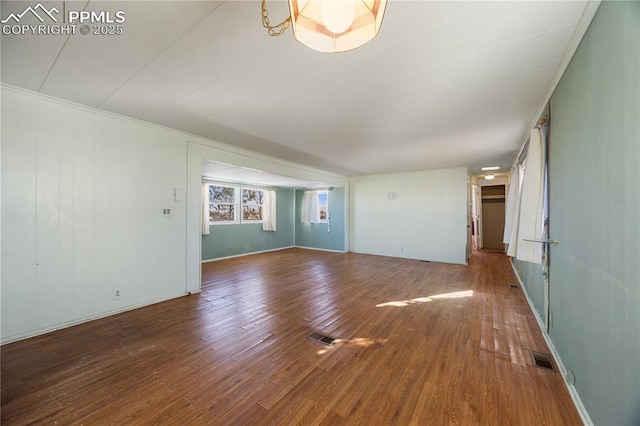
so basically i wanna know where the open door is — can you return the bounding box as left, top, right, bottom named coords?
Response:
left=467, top=176, right=472, bottom=261
left=472, top=185, right=482, bottom=249
left=481, top=185, right=506, bottom=251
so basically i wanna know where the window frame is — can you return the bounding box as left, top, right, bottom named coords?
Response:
left=208, top=184, right=239, bottom=225
left=318, top=190, right=329, bottom=223
left=207, top=183, right=271, bottom=226
left=240, top=187, right=265, bottom=224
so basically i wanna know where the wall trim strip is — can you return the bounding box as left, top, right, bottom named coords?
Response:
left=0, top=292, right=190, bottom=345
left=294, top=246, right=347, bottom=254
left=201, top=246, right=295, bottom=263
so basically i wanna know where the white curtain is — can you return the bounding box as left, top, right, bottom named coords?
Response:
left=201, top=183, right=210, bottom=236
left=503, top=166, right=520, bottom=244
left=301, top=190, right=321, bottom=223
left=515, top=127, right=546, bottom=264
left=506, top=163, right=524, bottom=256
left=262, top=190, right=277, bottom=232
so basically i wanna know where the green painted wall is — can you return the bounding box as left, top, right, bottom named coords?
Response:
left=202, top=188, right=294, bottom=260
left=516, top=2, right=639, bottom=424
left=295, top=187, right=346, bottom=251
left=513, top=260, right=545, bottom=318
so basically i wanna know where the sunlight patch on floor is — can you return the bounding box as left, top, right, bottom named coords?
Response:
left=316, top=337, right=388, bottom=355
left=376, top=290, right=474, bottom=307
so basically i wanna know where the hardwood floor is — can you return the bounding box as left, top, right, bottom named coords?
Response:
left=1, top=249, right=582, bottom=425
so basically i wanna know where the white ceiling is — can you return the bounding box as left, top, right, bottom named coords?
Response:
left=1, top=0, right=592, bottom=176
left=202, top=160, right=331, bottom=188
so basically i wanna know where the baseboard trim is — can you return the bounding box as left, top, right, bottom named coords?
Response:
left=1, top=291, right=187, bottom=345
left=294, top=245, right=347, bottom=253
left=510, top=260, right=593, bottom=426
left=201, top=246, right=295, bottom=263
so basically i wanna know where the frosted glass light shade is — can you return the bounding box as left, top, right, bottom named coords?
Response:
left=288, top=0, right=387, bottom=53
left=321, top=0, right=356, bottom=34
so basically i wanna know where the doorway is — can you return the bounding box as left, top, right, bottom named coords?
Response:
left=471, top=184, right=480, bottom=250
left=481, top=185, right=506, bottom=251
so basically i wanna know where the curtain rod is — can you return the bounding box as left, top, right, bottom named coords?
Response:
left=514, top=114, right=549, bottom=167
left=537, top=115, right=548, bottom=127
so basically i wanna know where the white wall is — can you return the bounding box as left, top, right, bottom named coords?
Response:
left=1, top=87, right=188, bottom=343
left=350, top=168, right=468, bottom=264
left=1, top=85, right=348, bottom=343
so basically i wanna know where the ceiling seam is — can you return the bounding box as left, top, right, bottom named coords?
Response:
left=38, top=0, right=90, bottom=92
left=151, top=2, right=501, bottom=125
left=360, top=23, right=579, bottom=95
left=138, top=71, right=228, bottom=122
left=313, top=24, right=576, bottom=106
left=203, top=57, right=561, bottom=128
left=197, top=15, right=578, bottom=128
left=201, top=4, right=501, bottom=121
left=369, top=60, right=560, bottom=110
left=95, top=0, right=227, bottom=109
left=344, top=2, right=499, bottom=64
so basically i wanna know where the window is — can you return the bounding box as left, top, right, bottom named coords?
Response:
left=209, top=185, right=237, bottom=223
left=241, top=188, right=264, bottom=222
left=318, top=190, right=328, bottom=222
left=302, top=190, right=329, bottom=224
left=207, top=184, right=269, bottom=225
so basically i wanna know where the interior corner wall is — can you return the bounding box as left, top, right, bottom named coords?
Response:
left=202, top=188, right=294, bottom=260
left=350, top=168, right=468, bottom=264
left=1, top=87, right=188, bottom=343
left=294, top=187, right=346, bottom=251
left=514, top=2, right=639, bottom=424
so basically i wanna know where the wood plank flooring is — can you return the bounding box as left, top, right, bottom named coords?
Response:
left=1, top=249, right=582, bottom=425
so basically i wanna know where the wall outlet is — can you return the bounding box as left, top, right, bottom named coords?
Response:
left=162, top=208, right=172, bottom=216
left=113, top=288, right=122, bottom=300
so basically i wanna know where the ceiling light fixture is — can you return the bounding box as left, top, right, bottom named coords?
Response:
left=262, top=0, right=388, bottom=53
left=481, top=166, right=500, bottom=171
left=484, top=174, right=496, bottom=180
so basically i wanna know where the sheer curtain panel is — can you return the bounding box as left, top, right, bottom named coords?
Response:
left=201, top=183, right=210, bottom=236
left=301, top=190, right=321, bottom=223
left=262, top=190, right=277, bottom=232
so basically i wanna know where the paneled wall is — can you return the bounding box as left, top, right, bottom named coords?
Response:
left=1, top=87, right=188, bottom=343
left=2, top=86, right=348, bottom=343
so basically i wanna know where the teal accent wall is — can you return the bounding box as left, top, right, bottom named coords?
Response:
left=295, top=187, right=345, bottom=251
left=515, top=2, right=639, bottom=424
left=513, top=260, right=545, bottom=318
left=202, top=188, right=294, bottom=260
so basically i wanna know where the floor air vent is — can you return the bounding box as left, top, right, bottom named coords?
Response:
left=307, top=332, right=336, bottom=346
left=509, top=284, right=519, bottom=289
left=531, top=351, right=555, bottom=371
